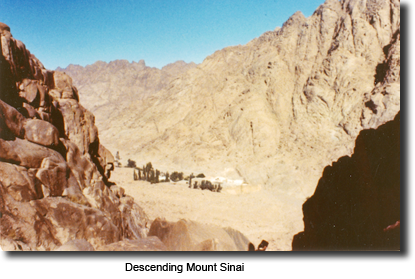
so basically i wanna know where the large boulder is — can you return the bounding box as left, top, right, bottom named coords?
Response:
left=0, top=137, right=71, bottom=198
left=57, top=99, right=98, bottom=155
left=18, top=79, right=49, bottom=107
left=0, top=22, right=10, bottom=32
left=35, top=157, right=68, bottom=197
left=0, top=162, right=39, bottom=202
left=23, top=119, right=60, bottom=147
left=0, top=99, right=26, bottom=139
left=54, top=239, right=95, bottom=251
left=148, top=218, right=250, bottom=251
left=61, top=138, right=98, bottom=190
left=53, top=71, right=73, bottom=93
left=118, top=196, right=149, bottom=240
left=0, top=182, right=62, bottom=251
left=0, top=235, right=32, bottom=251
left=96, top=237, right=167, bottom=251
left=223, top=227, right=252, bottom=251
left=0, top=137, right=65, bottom=168
left=31, top=197, right=122, bottom=249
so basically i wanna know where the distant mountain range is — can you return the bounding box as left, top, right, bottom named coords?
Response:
left=58, top=0, right=400, bottom=200
left=57, top=59, right=197, bottom=130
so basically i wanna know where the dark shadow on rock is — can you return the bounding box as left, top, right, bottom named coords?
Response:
left=374, top=61, right=388, bottom=85
left=54, top=140, right=68, bottom=160
left=0, top=52, right=21, bottom=108
left=89, top=139, right=112, bottom=186
left=50, top=103, right=66, bottom=138
left=106, top=181, right=116, bottom=187
left=292, top=112, right=400, bottom=251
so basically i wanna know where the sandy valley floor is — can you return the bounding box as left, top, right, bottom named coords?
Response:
left=110, top=167, right=305, bottom=251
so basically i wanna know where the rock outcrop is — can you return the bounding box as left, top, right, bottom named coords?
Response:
left=292, top=112, right=400, bottom=250
left=0, top=23, right=149, bottom=251
left=54, top=239, right=95, bottom=251
left=64, top=0, right=400, bottom=203
left=96, top=237, right=167, bottom=251
left=148, top=218, right=251, bottom=251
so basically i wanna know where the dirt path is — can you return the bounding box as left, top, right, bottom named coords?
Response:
left=110, top=167, right=305, bottom=251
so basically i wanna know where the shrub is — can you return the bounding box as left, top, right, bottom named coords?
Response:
left=142, top=165, right=147, bottom=180
left=149, top=169, right=155, bottom=183
left=170, top=171, right=184, bottom=182
left=156, top=169, right=160, bottom=183
left=206, top=180, right=213, bottom=191
left=146, top=162, right=153, bottom=173
left=200, top=180, right=207, bottom=190
left=127, top=159, right=136, bottom=168
left=170, top=171, right=179, bottom=182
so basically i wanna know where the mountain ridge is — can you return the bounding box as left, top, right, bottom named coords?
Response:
left=61, top=0, right=400, bottom=200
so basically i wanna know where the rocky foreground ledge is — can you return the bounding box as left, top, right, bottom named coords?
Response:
left=0, top=23, right=151, bottom=251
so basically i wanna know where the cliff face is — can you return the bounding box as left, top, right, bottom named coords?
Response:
left=292, top=112, right=400, bottom=250
left=57, top=59, right=197, bottom=144
left=0, top=23, right=149, bottom=251
left=65, top=0, right=400, bottom=200
left=64, top=0, right=400, bottom=197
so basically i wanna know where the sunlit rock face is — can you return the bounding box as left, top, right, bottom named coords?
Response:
left=0, top=23, right=149, bottom=251
left=65, top=0, right=399, bottom=201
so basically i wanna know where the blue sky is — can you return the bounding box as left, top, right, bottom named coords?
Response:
left=1, top=0, right=326, bottom=69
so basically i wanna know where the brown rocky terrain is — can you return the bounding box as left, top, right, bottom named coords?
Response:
left=1, top=0, right=400, bottom=251
left=62, top=0, right=400, bottom=198
left=57, top=59, right=197, bottom=141
left=58, top=0, right=400, bottom=249
left=0, top=23, right=150, bottom=251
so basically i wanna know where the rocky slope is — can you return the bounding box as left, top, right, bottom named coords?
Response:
left=57, top=59, right=197, bottom=140
left=0, top=23, right=151, bottom=251
left=292, top=112, right=400, bottom=250
left=0, top=23, right=253, bottom=252
left=63, top=0, right=400, bottom=202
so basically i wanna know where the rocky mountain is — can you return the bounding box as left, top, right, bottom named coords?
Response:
left=63, top=0, right=400, bottom=202
left=293, top=112, right=400, bottom=250
left=0, top=22, right=152, bottom=250
left=57, top=59, right=197, bottom=140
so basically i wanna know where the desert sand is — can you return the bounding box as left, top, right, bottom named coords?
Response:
left=111, top=167, right=305, bottom=251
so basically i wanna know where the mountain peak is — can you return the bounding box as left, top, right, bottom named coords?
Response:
left=0, top=22, right=11, bottom=33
